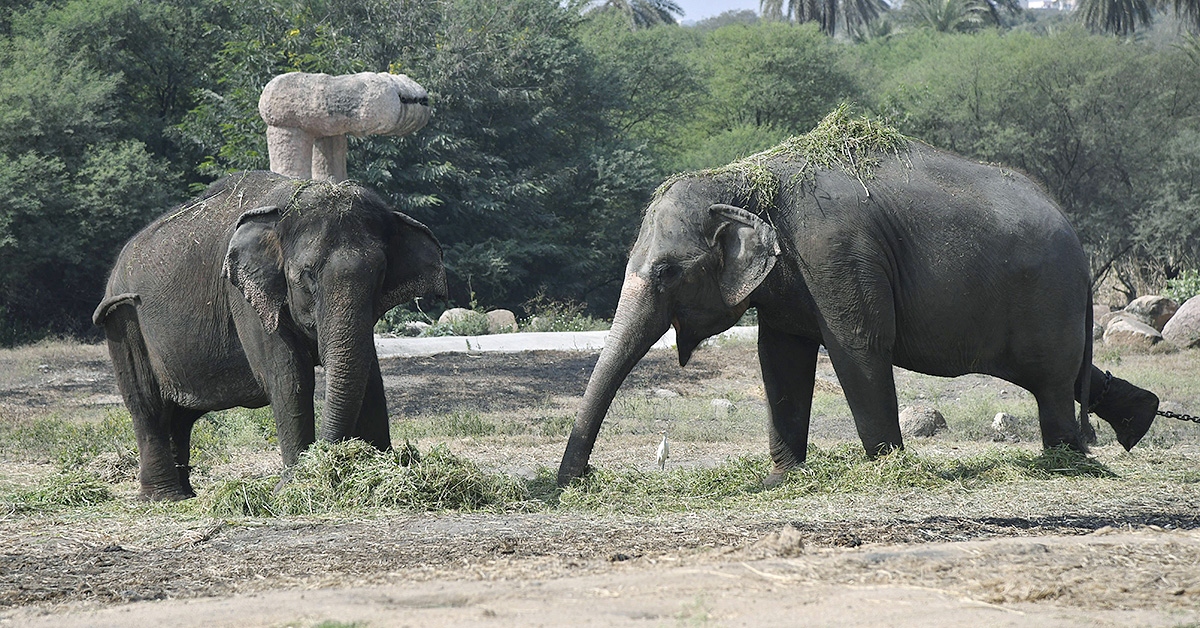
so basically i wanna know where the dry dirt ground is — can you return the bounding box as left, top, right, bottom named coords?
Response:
left=1, top=340, right=1199, bottom=627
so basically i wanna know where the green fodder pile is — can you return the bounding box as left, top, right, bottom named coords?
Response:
left=654, top=103, right=910, bottom=208
left=558, top=445, right=1112, bottom=514
left=204, top=440, right=530, bottom=517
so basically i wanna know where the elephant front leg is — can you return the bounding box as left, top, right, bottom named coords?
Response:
left=350, top=353, right=392, bottom=451
left=759, top=325, right=820, bottom=487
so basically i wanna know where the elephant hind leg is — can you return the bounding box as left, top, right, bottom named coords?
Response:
left=102, top=305, right=193, bottom=501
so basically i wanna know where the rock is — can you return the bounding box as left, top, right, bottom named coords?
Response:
left=1163, top=295, right=1200, bottom=349
left=992, top=412, right=1020, bottom=442
left=1103, top=317, right=1163, bottom=350
left=899, top=406, right=947, bottom=438
left=653, top=388, right=679, bottom=399
left=1123, top=295, right=1178, bottom=331
left=401, top=321, right=429, bottom=337
left=438, top=307, right=473, bottom=325
left=1092, top=304, right=1113, bottom=322
left=710, top=399, right=735, bottom=415
left=486, top=309, right=517, bottom=334
left=1093, top=322, right=1105, bottom=342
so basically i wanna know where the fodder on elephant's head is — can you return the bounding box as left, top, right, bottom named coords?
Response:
left=652, top=104, right=911, bottom=213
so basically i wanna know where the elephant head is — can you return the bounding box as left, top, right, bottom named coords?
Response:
left=223, top=182, right=446, bottom=442
left=557, top=177, right=779, bottom=485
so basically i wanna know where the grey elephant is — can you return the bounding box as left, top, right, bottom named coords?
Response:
left=557, top=122, right=1158, bottom=486
left=94, top=171, right=446, bottom=500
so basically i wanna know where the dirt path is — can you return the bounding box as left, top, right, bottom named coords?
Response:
left=6, top=528, right=1199, bottom=627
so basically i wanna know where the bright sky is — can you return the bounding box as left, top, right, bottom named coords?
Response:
left=675, top=0, right=761, bottom=22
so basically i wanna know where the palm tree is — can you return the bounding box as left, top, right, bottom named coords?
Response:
left=761, top=0, right=890, bottom=36
left=900, top=0, right=988, bottom=31
left=1077, top=0, right=1200, bottom=35
left=586, top=0, right=684, bottom=28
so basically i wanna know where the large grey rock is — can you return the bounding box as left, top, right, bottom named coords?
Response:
left=899, top=406, right=947, bottom=438
left=1163, top=295, right=1200, bottom=349
left=486, top=309, right=517, bottom=334
left=1103, top=317, right=1163, bottom=350
left=259, top=72, right=430, bottom=181
left=1123, top=295, right=1178, bottom=332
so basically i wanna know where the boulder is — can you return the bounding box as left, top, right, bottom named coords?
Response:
left=1123, top=295, right=1178, bottom=331
left=1092, top=304, right=1113, bottom=323
left=653, top=388, right=679, bottom=399
left=991, top=412, right=1020, bottom=442
left=899, top=406, right=947, bottom=438
left=1163, top=295, right=1200, bottom=349
left=486, top=309, right=517, bottom=334
left=1103, top=317, right=1162, bottom=350
left=438, top=307, right=473, bottom=325
left=401, top=321, right=429, bottom=337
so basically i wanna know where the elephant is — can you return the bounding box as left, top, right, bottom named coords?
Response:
left=557, top=138, right=1159, bottom=486
left=94, top=171, right=447, bottom=500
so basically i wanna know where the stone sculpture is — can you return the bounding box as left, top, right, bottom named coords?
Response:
left=259, top=71, right=431, bottom=181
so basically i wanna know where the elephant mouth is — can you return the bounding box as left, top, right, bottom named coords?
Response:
left=673, top=318, right=702, bottom=367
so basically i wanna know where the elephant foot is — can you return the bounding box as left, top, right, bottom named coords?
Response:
left=138, top=483, right=195, bottom=502
left=762, top=471, right=789, bottom=489
left=1092, top=376, right=1158, bottom=451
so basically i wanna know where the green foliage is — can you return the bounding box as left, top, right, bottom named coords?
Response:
left=204, top=439, right=529, bottom=516
left=1166, top=270, right=1200, bottom=304
left=521, top=296, right=610, bottom=332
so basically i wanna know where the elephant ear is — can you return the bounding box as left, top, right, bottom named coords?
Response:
left=223, top=206, right=286, bottom=334
left=379, top=211, right=443, bottom=316
left=708, top=203, right=780, bottom=308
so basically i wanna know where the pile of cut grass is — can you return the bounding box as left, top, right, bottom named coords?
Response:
left=6, top=470, right=114, bottom=512
left=204, top=440, right=531, bottom=517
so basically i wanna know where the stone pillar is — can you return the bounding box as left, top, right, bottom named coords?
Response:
left=259, top=72, right=431, bottom=182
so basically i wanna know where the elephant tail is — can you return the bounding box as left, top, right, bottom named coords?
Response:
left=96, top=293, right=164, bottom=421
left=1077, top=290, right=1094, bottom=434
left=93, top=293, right=140, bottom=326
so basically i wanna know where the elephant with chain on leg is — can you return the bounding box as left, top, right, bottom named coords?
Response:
left=557, top=125, right=1159, bottom=487
left=94, top=171, right=447, bottom=501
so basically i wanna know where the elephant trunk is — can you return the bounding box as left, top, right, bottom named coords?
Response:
left=558, top=272, right=669, bottom=486
left=317, top=290, right=376, bottom=443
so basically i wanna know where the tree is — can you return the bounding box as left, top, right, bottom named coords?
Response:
left=181, top=0, right=663, bottom=314
left=583, top=0, right=684, bottom=28
left=1077, top=0, right=1153, bottom=35
left=760, top=0, right=889, bottom=36
left=899, top=0, right=987, bottom=32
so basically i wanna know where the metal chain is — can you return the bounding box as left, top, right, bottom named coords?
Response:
left=1157, top=408, right=1200, bottom=424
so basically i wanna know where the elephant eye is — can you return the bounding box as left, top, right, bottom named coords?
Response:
left=655, top=263, right=682, bottom=287
left=299, top=269, right=317, bottom=293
